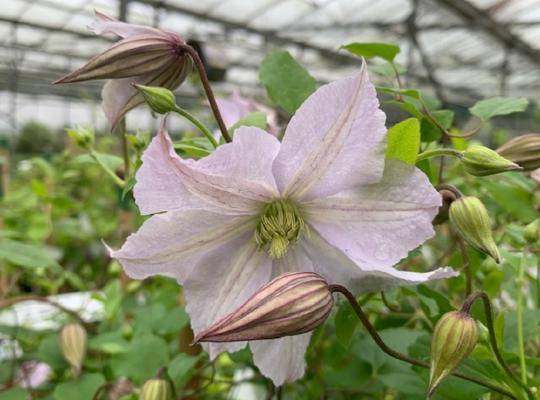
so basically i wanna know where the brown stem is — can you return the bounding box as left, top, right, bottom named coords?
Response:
left=177, top=44, right=231, bottom=143
left=329, top=284, right=517, bottom=399
left=0, top=295, right=91, bottom=330
left=115, top=118, right=130, bottom=178
left=460, top=291, right=534, bottom=399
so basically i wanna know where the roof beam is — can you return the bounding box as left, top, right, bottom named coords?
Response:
left=433, top=0, right=540, bottom=64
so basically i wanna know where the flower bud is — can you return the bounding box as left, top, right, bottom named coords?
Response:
left=449, top=196, right=500, bottom=263
left=429, top=311, right=478, bottom=397
left=134, top=85, right=177, bottom=115
left=67, top=127, right=94, bottom=149
left=524, top=219, right=539, bottom=243
left=139, top=379, right=172, bottom=400
left=461, top=144, right=522, bottom=176
left=194, top=272, right=334, bottom=343
left=497, top=133, right=540, bottom=171
left=59, top=323, right=87, bottom=375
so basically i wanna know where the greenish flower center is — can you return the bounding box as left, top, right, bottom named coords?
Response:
left=254, top=199, right=306, bottom=259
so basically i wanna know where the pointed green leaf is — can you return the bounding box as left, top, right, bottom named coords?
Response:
left=469, top=97, right=528, bottom=122
left=342, top=42, right=400, bottom=63
left=386, top=118, right=421, bottom=165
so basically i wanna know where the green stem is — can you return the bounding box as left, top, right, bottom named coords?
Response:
left=461, top=292, right=533, bottom=399
left=329, top=285, right=517, bottom=399
left=516, top=254, right=527, bottom=384
left=416, top=148, right=463, bottom=163
left=173, top=105, right=219, bottom=149
left=89, top=149, right=125, bottom=188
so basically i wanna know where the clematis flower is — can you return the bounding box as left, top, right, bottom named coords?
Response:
left=216, top=90, right=280, bottom=136
left=110, top=63, right=456, bottom=386
left=53, top=11, right=193, bottom=128
left=15, top=361, right=52, bottom=389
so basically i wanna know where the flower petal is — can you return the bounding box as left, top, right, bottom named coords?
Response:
left=134, top=122, right=280, bottom=215
left=273, top=62, right=386, bottom=200
left=109, top=209, right=254, bottom=283
left=271, top=245, right=314, bottom=278
left=184, top=235, right=273, bottom=359
left=532, top=168, right=540, bottom=183
left=89, top=10, right=167, bottom=38
left=250, top=333, right=311, bottom=386
left=304, top=160, right=441, bottom=269
left=301, top=230, right=457, bottom=294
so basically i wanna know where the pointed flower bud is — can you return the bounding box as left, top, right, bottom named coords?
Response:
left=67, top=127, right=95, bottom=149
left=134, top=85, right=177, bottom=114
left=429, top=311, right=478, bottom=397
left=139, top=379, right=172, bottom=400
left=461, top=144, right=522, bottom=176
left=194, top=272, right=334, bottom=343
left=497, top=133, right=540, bottom=171
left=59, top=323, right=87, bottom=375
left=524, top=219, right=539, bottom=243
left=449, top=196, right=501, bottom=262
left=53, top=11, right=193, bottom=128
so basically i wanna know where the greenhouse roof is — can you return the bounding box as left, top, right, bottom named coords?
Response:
left=1, top=0, right=540, bottom=129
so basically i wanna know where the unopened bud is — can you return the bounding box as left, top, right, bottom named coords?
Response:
left=497, top=133, right=540, bottom=171
left=429, top=311, right=478, bottom=398
left=59, top=323, right=87, bottom=375
left=524, top=219, right=539, bottom=243
left=67, top=127, right=94, bottom=149
left=139, top=379, right=172, bottom=400
left=449, top=196, right=501, bottom=263
left=134, top=85, right=177, bottom=114
left=194, top=272, right=334, bottom=343
left=461, top=145, right=521, bottom=176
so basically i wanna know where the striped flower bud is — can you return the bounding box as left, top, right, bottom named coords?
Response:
left=461, top=144, right=521, bottom=176
left=139, top=378, right=172, bottom=400
left=429, top=311, right=478, bottom=398
left=59, top=323, right=87, bottom=375
left=449, top=196, right=501, bottom=263
left=134, top=85, right=177, bottom=114
left=497, top=133, right=540, bottom=171
left=194, top=272, right=334, bottom=343
left=53, top=11, right=193, bottom=128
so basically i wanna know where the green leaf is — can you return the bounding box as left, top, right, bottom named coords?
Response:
left=377, top=86, right=421, bottom=99
left=174, top=143, right=211, bottom=158
left=167, top=354, right=200, bottom=388
left=334, top=301, right=358, bottom=348
left=259, top=50, right=317, bottom=114
left=53, top=373, right=105, bottom=400
left=75, top=153, right=124, bottom=171
left=0, top=387, right=28, bottom=400
left=228, top=112, right=268, bottom=135
left=469, top=97, right=528, bottom=122
left=38, top=334, right=68, bottom=370
left=420, top=110, right=454, bottom=142
left=342, top=42, right=400, bottom=63
left=111, top=334, right=169, bottom=382
left=0, top=239, right=61, bottom=271
left=385, top=118, right=421, bottom=165
left=369, top=63, right=406, bottom=79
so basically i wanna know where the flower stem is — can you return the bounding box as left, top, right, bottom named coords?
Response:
left=516, top=255, right=527, bottom=384
left=416, top=148, right=463, bottom=163
left=118, top=118, right=130, bottom=178
left=178, top=44, right=232, bottom=143
left=461, top=291, right=533, bottom=400
left=89, top=149, right=125, bottom=188
left=173, top=105, right=219, bottom=148
left=329, top=284, right=518, bottom=399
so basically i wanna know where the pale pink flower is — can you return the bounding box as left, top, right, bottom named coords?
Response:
left=110, top=63, right=456, bottom=385
left=216, top=90, right=280, bottom=136
left=15, top=361, right=51, bottom=389
left=532, top=168, right=540, bottom=183
left=54, top=11, right=192, bottom=128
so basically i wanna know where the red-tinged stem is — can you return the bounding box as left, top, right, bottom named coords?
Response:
left=328, top=284, right=517, bottom=399
left=177, top=44, right=231, bottom=143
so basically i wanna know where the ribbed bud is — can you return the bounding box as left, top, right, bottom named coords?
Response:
left=194, top=272, right=334, bottom=343
left=461, top=144, right=522, bottom=176
left=449, top=196, right=501, bottom=263
left=59, top=323, right=87, bottom=375
left=134, top=85, right=177, bottom=114
left=497, top=133, right=540, bottom=171
left=524, top=219, right=539, bottom=243
left=139, top=379, right=172, bottom=400
left=429, top=311, right=478, bottom=398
